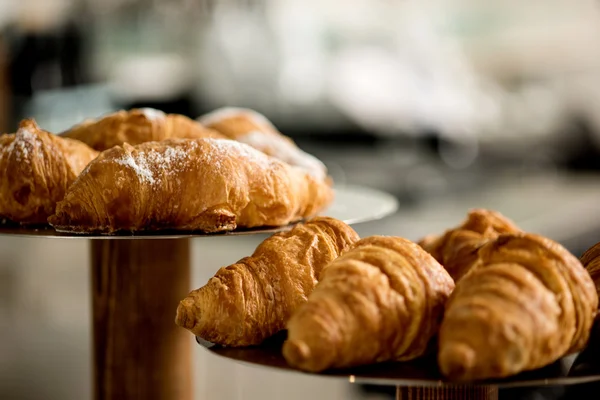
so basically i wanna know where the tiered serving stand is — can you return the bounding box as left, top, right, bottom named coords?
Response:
left=0, top=184, right=397, bottom=400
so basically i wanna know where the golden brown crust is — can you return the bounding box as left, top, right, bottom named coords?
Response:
left=175, top=217, right=360, bottom=346
left=282, top=235, right=455, bottom=372
left=48, top=138, right=334, bottom=233
left=438, top=233, right=598, bottom=381
left=0, top=119, right=98, bottom=224
left=61, top=108, right=224, bottom=151
left=418, top=209, right=522, bottom=280
left=198, top=107, right=328, bottom=180
left=581, top=242, right=600, bottom=301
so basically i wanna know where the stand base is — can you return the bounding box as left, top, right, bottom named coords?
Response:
left=396, top=386, right=499, bottom=400
left=91, top=239, right=192, bottom=400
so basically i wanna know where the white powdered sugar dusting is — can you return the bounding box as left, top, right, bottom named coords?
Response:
left=238, top=131, right=326, bottom=179
left=5, top=127, right=42, bottom=163
left=204, top=138, right=272, bottom=169
left=114, top=143, right=193, bottom=185
left=197, top=107, right=276, bottom=130
left=139, top=107, right=166, bottom=121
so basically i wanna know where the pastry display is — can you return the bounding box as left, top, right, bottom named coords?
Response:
left=581, top=241, right=600, bottom=300
left=418, top=208, right=522, bottom=280
left=175, top=217, right=359, bottom=346
left=198, top=107, right=328, bottom=180
left=283, top=235, right=455, bottom=372
left=0, top=119, right=99, bottom=224
left=438, top=233, right=598, bottom=381
left=48, top=138, right=334, bottom=233
left=61, top=108, right=225, bottom=151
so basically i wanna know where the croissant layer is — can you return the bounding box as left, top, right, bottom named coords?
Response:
left=175, top=217, right=360, bottom=346
left=198, top=107, right=327, bottom=180
left=0, top=119, right=98, bottom=224
left=418, top=209, right=522, bottom=280
left=48, top=138, right=333, bottom=233
left=438, top=233, right=598, bottom=381
left=283, top=235, right=455, bottom=372
left=62, top=108, right=224, bottom=151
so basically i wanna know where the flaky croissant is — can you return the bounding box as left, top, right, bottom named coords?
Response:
left=175, top=217, right=360, bottom=346
left=0, top=119, right=98, bottom=224
left=48, top=138, right=333, bottom=233
left=438, top=233, right=598, bottom=381
left=418, top=209, right=522, bottom=280
left=581, top=242, right=600, bottom=302
left=61, top=108, right=224, bottom=151
left=283, top=236, right=455, bottom=372
left=198, top=107, right=327, bottom=180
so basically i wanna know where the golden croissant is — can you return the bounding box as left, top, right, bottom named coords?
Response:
left=0, top=119, right=98, bottom=224
left=198, top=107, right=328, bottom=180
left=418, top=208, right=522, bottom=280
left=438, top=233, right=598, bottom=381
left=581, top=241, right=600, bottom=301
left=48, top=138, right=333, bottom=233
left=283, top=235, right=455, bottom=372
left=175, top=217, right=360, bottom=346
left=61, top=108, right=224, bottom=151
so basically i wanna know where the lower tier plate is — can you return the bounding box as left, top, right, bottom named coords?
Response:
left=196, top=321, right=600, bottom=389
left=0, top=184, right=397, bottom=239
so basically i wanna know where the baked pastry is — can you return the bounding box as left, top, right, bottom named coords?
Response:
left=581, top=242, right=600, bottom=301
left=418, top=209, right=522, bottom=280
left=198, top=107, right=327, bottom=180
left=438, top=233, right=598, bottom=381
left=48, top=138, right=334, bottom=233
left=0, top=119, right=98, bottom=224
left=283, top=236, right=455, bottom=372
left=175, top=217, right=360, bottom=346
left=61, top=108, right=224, bottom=151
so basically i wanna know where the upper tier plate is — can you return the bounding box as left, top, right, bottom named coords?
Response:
left=196, top=325, right=600, bottom=390
left=0, top=185, right=397, bottom=239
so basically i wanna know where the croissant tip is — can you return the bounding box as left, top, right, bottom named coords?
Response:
left=282, top=339, right=315, bottom=371
left=175, top=298, right=197, bottom=330
left=439, top=343, right=476, bottom=381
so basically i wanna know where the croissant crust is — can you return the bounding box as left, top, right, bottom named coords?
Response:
left=0, top=119, right=98, bottom=224
left=438, top=233, right=598, bottom=381
left=175, top=217, right=360, bottom=346
left=49, top=138, right=333, bottom=233
left=283, top=235, right=455, bottom=372
left=418, top=208, right=522, bottom=280
left=62, top=108, right=224, bottom=151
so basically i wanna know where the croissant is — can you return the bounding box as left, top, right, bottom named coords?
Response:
left=283, top=236, right=455, bottom=372
left=581, top=242, right=600, bottom=301
left=175, top=217, right=360, bottom=346
left=48, top=138, right=334, bottom=233
left=61, top=108, right=224, bottom=151
left=0, top=119, right=99, bottom=224
left=418, top=208, right=522, bottom=280
left=198, top=107, right=328, bottom=180
left=438, top=233, right=598, bottom=381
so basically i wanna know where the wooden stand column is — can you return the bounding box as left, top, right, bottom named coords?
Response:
left=397, top=386, right=499, bottom=400
left=91, top=239, right=192, bottom=400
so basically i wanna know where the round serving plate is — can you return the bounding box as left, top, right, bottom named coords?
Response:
left=0, top=184, right=398, bottom=239
left=195, top=325, right=600, bottom=390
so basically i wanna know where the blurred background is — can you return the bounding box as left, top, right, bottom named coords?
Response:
left=2, top=0, right=600, bottom=399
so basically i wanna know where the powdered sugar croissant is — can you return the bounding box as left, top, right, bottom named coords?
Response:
left=0, top=119, right=98, bottom=224
left=438, top=233, right=598, bottom=381
left=175, top=217, right=360, bottom=346
left=198, top=107, right=327, bottom=180
left=283, top=236, right=455, bottom=372
left=418, top=209, right=522, bottom=280
left=62, top=108, right=224, bottom=151
left=48, top=138, right=333, bottom=233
